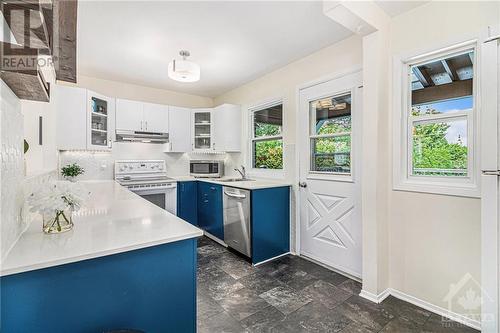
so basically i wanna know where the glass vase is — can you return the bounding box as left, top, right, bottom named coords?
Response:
left=43, top=209, right=74, bottom=234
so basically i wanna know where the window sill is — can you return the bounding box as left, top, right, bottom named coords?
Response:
left=393, top=179, right=480, bottom=198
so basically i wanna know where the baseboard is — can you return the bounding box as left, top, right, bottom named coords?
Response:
left=253, top=252, right=291, bottom=266
left=389, top=288, right=481, bottom=331
left=359, top=288, right=391, bottom=303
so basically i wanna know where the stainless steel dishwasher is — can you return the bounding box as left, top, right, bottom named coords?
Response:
left=223, top=187, right=251, bottom=258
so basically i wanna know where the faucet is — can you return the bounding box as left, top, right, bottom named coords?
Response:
left=234, top=165, right=246, bottom=180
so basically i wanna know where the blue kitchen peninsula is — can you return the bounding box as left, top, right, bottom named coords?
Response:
left=0, top=181, right=203, bottom=333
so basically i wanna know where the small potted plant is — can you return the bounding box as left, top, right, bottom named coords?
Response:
left=61, top=163, right=85, bottom=182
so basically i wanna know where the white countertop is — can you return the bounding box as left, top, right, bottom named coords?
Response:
left=0, top=181, right=203, bottom=277
left=170, top=176, right=292, bottom=190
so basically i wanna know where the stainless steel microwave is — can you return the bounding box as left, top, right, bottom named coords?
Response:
left=190, top=160, right=224, bottom=178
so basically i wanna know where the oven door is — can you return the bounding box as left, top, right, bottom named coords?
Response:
left=129, top=185, right=177, bottom=214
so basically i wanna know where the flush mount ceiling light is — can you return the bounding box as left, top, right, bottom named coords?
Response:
left=168, top=50, right=200, bottom=83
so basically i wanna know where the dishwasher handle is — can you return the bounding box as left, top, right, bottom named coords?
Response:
left=224, top=191, right=247, bottom=199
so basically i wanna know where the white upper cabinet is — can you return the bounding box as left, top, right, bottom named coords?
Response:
left=192, top=109, right=213, bottom=151
left=55, top=85, right=87, bottom=150
left=143, top=102, right=169, bottom=133
left=116, top=99, right=143, bottom=131
left=116, top=99, right=169, bottom=133
left=87, top=90, right=114, bottom=151
left=212, top=104, right=241, bottom=152
left=167, top=106, right=191, bottom=153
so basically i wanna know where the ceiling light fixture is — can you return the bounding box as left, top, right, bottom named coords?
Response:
left=168, top=50, right=200, bottom=83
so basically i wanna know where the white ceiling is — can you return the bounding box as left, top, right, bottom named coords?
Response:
left=375, top=1, right=428, bottom=17
left=77, top=1, right=354, bottom=97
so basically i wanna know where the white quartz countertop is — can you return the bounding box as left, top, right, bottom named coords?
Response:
left=170, top=176, right=292, bottom=190
left=0, top=181, right=203, bottom=277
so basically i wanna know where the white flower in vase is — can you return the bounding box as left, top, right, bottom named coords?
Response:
left=27, top=181, right=90, bottom=234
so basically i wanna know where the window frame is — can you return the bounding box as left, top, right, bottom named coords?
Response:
left=248, top=99, right=285, bottom=177
left=308, top=90, right=353, bottom=177
left=393, top=40, right=480, bottom=198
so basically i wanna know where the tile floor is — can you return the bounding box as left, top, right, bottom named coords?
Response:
left=197, top=236, right=479, bottom=333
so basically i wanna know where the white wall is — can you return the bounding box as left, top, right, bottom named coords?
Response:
left=214, top=35, right=363, bottom=249
left=388, top=0, right=499, bottom=318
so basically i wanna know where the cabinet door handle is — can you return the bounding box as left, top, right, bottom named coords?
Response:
left=145, top=121, right=148, bottom=130
left=140, top=120, right=143, bottom=130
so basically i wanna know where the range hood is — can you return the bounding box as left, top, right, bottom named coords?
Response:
left=115, top=130, right=169, bottom=143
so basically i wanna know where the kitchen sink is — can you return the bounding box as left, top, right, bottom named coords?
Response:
left=218, top=178, right=255, bottom=182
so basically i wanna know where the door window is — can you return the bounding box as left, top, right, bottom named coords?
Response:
left=309, top=93, right=352, bottom=174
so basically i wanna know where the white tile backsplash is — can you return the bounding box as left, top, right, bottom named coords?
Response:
left=1, top=80, right=58, bottom=260
left=59, top=143, right=242, bottom=180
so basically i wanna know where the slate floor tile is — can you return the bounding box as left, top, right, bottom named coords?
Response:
left=338, top=279, right=362, bottom=295
left=379, top=316, right=425, bottom=332
left=339, top=322, right=378, bottom=333
left=217, top=287, right=271, bottom=321
left=274, top=268, right=319, bottom=291
left=380, top=296, right=432, bottom=325
left=300, top=280, right=352, bottom=309
left=259, top=285, right=312, bottom=315
left=205, top=271, right=245, bottom=301
left=216, top=252, right=256, bottom=279
left=240, top=306, right=286, bottom=333
left=271, top=301, right=352, bottom=333
left=197, top=293, right=225, bottom=321
left=336, top=295, right=396, bottom=331
left=238, top=271, right=284, bottom=295
left=197, top=311, right=247, bottom=333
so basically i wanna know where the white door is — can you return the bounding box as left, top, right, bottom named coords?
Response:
left=116, top=98, right=143, bottom=131
left=168, top=106, right=192, bottom=153
left=143, top=102, right=169, bottom=133
left=298, top=71, right=363, bottom=278
left=480, top=36, right=499, bottom=333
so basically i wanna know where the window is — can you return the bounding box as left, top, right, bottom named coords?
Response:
left=309, top=93, right=352, bottom=174
left=251, top=103, right=283, bottom=169
left=394, top=42, right=478, bottom=197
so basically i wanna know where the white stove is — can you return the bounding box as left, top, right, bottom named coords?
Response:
left=115, top=160, right=177, bottom=214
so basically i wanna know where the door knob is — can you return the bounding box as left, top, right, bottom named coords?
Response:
left=299, top=182, right=307, bottom=188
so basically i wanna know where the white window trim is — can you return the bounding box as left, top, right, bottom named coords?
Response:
left=248, top=98, right=285, bottom=179
left=392, top=40, right=481, bottom=198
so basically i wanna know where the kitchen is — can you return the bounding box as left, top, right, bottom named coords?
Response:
left=1, top=1, right=499, bottom=333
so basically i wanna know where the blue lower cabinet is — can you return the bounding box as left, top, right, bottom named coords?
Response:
left=177, top=181, right=198, bottom=226
left=0, top=239, right=197, bottom=333
left=197, top=182, right=224, bottom=240
left=251, top=186, right=290, bottom=264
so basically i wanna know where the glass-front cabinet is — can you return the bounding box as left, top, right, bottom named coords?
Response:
left=87, top=91, right=114, bottom=151
left=192, top=109, right=213, bottom=151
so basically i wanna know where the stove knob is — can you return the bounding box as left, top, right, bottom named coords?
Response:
left=158, top=165, right=164, bottom=170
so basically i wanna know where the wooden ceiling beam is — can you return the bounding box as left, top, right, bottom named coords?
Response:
left=441, top=59, right=458, bottom=81
left=52, top=0, right=77, bottom=83
left=413, top=66, right=434, bottom=87
left=412, top=79, right=472, bottom=106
